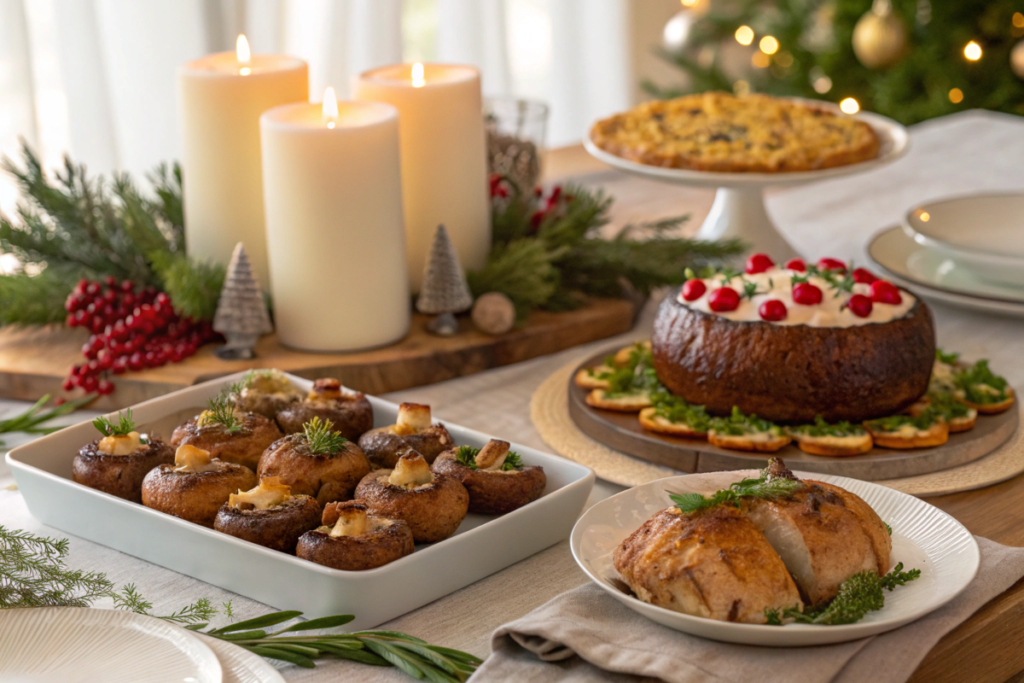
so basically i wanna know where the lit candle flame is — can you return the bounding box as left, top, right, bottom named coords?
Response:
left=323, top=87, right=338, bottom=128
left=411, top=63, right=425, bottom=88
left=236, top=34, right=251, bottom=75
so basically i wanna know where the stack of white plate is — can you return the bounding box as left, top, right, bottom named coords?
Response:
left=868, top=192, right=1024, bottom=318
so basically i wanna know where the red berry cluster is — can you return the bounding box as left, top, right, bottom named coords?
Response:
left=529, top=185, right=573, bottom=231
left=63, top=277, right=218, bottom=395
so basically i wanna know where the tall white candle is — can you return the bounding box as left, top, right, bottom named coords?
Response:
left=260, top=90, right=410, bottom=352
left=354, top=63, right=490, bottom=292
left=178, top=36, right=307, bottom=290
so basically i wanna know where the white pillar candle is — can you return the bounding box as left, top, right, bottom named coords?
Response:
left=354, top=63, right=490, bottom=292
left=178, top=36, right=308, bottom=290
left=260, top=90, right=410, bottom=352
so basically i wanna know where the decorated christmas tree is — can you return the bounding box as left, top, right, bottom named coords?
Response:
left=417, top=225, right=473, bottom=336
left=213, top=243, right=272, bottom=359
left=648, top=0, right=1024, bottom=125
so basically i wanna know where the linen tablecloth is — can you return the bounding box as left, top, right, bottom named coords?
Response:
left=2, top=110, right=1024, bottom=682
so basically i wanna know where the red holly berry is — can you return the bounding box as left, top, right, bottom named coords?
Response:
left=97, top=379, right=114, bottom=395
left=759, top=299, right=788, bottom=322
left=53, top=396, right=66, bottom=406
left=784, top=258, right=806, bottom=272
left=792, top=282, right=823, bottom=306
left=817, top=257, right=847, bottom=272
left=61, top=377, right=75, bottom=391
left=870, top=280, right=902, bottom=305
left=681, top=279, right=707, bottom=301
left=708, top=286, right=740, bottom=312
left=745, top=253, right=775, bottom=274
left=848, top=294, right=873, bottom=318
left=852, top=267, right=878, bottom=285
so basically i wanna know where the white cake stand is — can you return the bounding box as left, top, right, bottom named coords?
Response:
left=583, top=104, right=909, bottom=260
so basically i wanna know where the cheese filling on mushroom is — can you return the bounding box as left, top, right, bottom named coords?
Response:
left=307, top=378, right=346, bottom=402
left=196, top=409, right=244, bottom=429
left=98, top=431, right=144, bottom=456
left=388, top=452, right=433, bottom=488
left=328, top=504, right=369, bottom=537
left=229, top=477, right=292, bottom=509
left=392, top=403, right=431, bottom=436
left=474, top=439, right=511, bottom=471
left=173, top=444, right=220, bottom=473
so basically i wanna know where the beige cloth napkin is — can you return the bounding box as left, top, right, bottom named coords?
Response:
left=472, top=537, right=1024, bottom=683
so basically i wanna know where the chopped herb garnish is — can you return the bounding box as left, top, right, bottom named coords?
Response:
left=709, top=406, right=780, bottom=437
left=651, top=391, right=711, bottom=431
left=926, top=392, right=972, bottom=420
left=668, top=465, right=805, bottom=514
left=790, top=415, right=866, bottom=438
left=884, top=522, right=893, bottom=535
left=955, top=360, right=1010, bottom=404
left=93, top=409, right=136, bottom=437
left=741, top=278, right=761, bottom=299
left=864, top=406, right=942, bottom=433
left=302, top=416, right=348, bottom=454
left=203, top=395, right=244, bottom=433
left=603, top=344, right=664, bottom=398
left=936, top=349, right=961, bottom=365
left=453, top=444, right=523, bottom=470
left=501, top=452, right=524, bottom=471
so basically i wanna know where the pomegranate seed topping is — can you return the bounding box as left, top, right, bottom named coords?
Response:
left=784, top=258, right=806, bottom=272
left=852, top=267, right=878, bottom=284
left=848, top=294, right=873, bottom=318
left=870, top=280, right=902, bottom=305
left=792, top=282, right=823, bottom=306
left=745, top=253, right=775, bottom=274
left=759, top=299, right=788, bottom=321
left=708, top=286, right=740, bottom=312
left=681, top=279, right=707, bottom=301
left=817, top=257, right=847, bottom=272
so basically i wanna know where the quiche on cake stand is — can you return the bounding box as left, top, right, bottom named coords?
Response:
left=584, top=93, right=909, bottom=259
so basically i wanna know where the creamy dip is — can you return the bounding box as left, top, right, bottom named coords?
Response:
left=679, top=268, right=915, bottom=327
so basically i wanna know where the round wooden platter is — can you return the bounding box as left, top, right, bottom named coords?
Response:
left=568, top=348, right=1019, bottom=481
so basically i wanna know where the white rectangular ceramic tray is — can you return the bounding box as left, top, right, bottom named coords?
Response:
left=7, top=371, right=595, bottom=628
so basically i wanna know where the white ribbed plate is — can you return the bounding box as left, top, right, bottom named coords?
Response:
left=199, top=635, right=284, bottom=683
left=571, top=470, right=980, bottom=646
left=0, top=607, right=222, bottom=682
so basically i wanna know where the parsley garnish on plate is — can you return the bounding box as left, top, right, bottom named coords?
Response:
left=709, top=406, right=781, bottom=437
left=955, top=360, right=1010, bottom=405
left=454, top=445, right=523, bottom=471
left=789, top=415, right=866, bottom=438
left=93, top=409, right=136, bottom=437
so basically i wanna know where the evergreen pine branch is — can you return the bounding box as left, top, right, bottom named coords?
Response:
left=0, top=265, right=82, bottom=325
left=149, top=251, right=225, bottom=321
left=466, top=239, right=563, bottom=319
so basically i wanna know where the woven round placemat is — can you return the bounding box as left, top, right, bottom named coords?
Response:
left=530, top=357, right=1024, bottom=497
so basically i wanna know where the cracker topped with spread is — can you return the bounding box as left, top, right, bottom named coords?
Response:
left=590, top=92, right=880, bottom=173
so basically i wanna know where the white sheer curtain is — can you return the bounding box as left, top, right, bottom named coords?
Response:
left=0, top=0, right=634, bottom=212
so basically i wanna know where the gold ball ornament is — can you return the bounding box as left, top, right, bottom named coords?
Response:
left=471, top=292, right=516, bottom=336
left=1012, top=40, right=1024, bottom=80
left=852, top=0, right=908, bottom=69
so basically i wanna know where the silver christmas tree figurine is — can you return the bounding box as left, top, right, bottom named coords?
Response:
left=416, top=225, right=473, bottom=336
left=213, top=243, right=273, bottom=359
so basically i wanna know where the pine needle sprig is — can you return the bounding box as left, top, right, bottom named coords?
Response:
left=303, top=417, right=348, bottom=454
left=92, top=409, right=136, bottom=437
left=204, top=396, right=242, bottom=433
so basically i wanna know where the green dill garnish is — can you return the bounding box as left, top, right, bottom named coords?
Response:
left=453, top=445, right=523, bottom=470
left=203, top=395, right=243, bottom=433
left=709, top=406, right=780, bottom=437
left=936, top=349, right=960, bottom=365
left=884, top=522, right=893, bottom=535
left=865, top=406, right=942, bottom=433
left=740, top=278, right=763, bottom=299
left=766, top=563, right=921, bottom=626
left=93, top=409, right=136, bottom=437
left=603, top=344, right=664, bottom=398
left=955, top=360, right=1010, bottom=404
left=668, top=467, right=805, bottom=514
left=651, top=391, right=711, bottom=431
left=790, top=416, right=866, bottom=438
left=302, top=417, right=348, bottom=455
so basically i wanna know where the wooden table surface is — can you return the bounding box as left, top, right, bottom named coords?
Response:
left=548, top=142, right=1024, bottom=683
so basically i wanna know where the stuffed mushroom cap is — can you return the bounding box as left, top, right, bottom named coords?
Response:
left=230, top=369, right=303, bottom=420
left=276, top=378, right=373, bottom=440
left=142, top=444, right=257, bottom=527
left=214, top=477, right=321, bottom=553
left=354, top=450, right=469, bottom=543
left=256, top=418, right=371, bottom=506
left=73, top=429, right=174, bottom=503
left=170, top=406, right=282, bottom=470
left=432, top=439, right=546, bottom=515
left=358, top=403, right=454, bottom=468
left=296, top=501, right=414, bottom=571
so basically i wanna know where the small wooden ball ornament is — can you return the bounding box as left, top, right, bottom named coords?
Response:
left=471, top=292, right=516, bottom=336
left=852, top=0, right=908, bottom=70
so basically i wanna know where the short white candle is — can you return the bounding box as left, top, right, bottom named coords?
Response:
left=260, top=90, right=410, bottom=352
left=178, top=36, right=308, bottom=290
left=354, top=63, right=490, bottom=292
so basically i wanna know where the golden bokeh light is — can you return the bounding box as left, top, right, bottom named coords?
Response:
left=839, top=97, right=860, bottom=115
left=948, top=88, right=964, bottom=104
left=964, top=41, right=982, bottom=61
left=735, top=25, right=754, bottom=46
left=1013, top=12, right=1024, bottom=28
left=759, top=35, right=779, bottom=55
left=751, top=52, right=771, bottom=68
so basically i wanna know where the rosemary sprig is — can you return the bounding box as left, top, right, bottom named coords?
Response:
left=303, top=417, right=348, bottom=454
left=204, top=395, right=242, bottom=433
left=92, top=408, right=136, bottom=437
left=668, top=467, right=805, bottom=514
left=453, top=445, right=524, bottom=471
left=0, top=394, right=95, bottom=446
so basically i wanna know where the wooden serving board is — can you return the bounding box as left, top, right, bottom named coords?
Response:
left=0, top=299, right=637, bottom=410
left=568, top=347, right=1019, bottom=481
